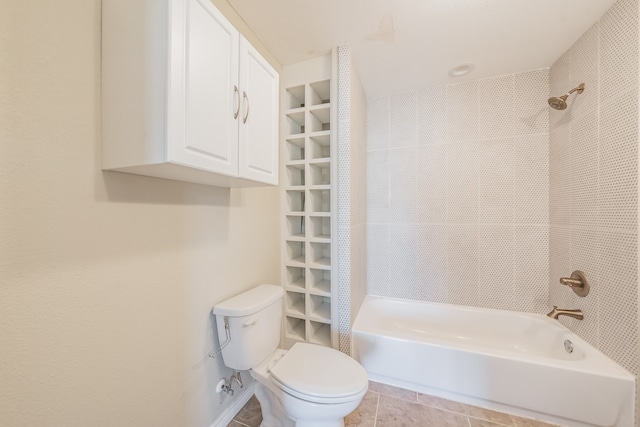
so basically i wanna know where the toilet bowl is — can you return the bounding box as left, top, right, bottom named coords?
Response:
left=251, top=344, right=368, bottom=427
left=213, top=284, right=368, bottom=427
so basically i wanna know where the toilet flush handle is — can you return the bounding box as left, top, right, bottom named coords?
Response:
left=243, top=318, right=257, bottom=327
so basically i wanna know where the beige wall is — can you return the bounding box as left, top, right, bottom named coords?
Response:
left=0, top=1, right=280, bottom=426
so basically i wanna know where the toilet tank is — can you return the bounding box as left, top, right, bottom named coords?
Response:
left=213, top=284, right=283, bottom=370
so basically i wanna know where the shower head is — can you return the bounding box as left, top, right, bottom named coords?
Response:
left=548, top=83, right=585, bottom=110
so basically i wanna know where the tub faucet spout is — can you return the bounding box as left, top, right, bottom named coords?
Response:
left=547, top=306, right=583, bottom=320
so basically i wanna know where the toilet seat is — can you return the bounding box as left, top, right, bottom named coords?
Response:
left=269, top=342, right=369, bottom=404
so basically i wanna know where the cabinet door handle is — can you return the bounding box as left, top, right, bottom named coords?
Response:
left=233, top=85, right=240, bottom=120
left=242, top=91, right=250, bottom=124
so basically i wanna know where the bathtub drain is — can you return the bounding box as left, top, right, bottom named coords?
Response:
left=564, top=339, right=574, bottom=354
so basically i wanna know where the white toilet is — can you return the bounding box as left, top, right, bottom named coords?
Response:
left=213, top=284, right=368, bottom=427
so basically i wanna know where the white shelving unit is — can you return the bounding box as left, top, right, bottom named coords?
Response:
left=281, top=56, right=335, bottom=349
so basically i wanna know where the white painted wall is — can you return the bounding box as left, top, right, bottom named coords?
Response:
left=0, top=1, right=280, bottom=426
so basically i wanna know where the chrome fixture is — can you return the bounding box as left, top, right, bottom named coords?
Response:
left=564, top=339, right=574, bottom=354
left=559, top=270, right=590, bottom=297
left=548, top=83, right=585, bottom=110
left=216, top=371, right=243, bottom=396
left=230, top=371, right=243, bottom=389
left=547, top=306, right=584, bottom=320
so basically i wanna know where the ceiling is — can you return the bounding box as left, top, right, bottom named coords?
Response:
left=227, top=0, right=617, bottom=98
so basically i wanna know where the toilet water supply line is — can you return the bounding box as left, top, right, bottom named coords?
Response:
left=209, top=316, right=231, bottom=359
left=208, top=316, right=243, bottom=396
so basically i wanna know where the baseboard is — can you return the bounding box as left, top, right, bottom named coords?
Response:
left=211, top=382, right=255, bottom=427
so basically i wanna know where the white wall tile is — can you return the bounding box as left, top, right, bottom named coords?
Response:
left=599, top=230, right=638, bottom=375
left=447, top=224, right=478, bottom=306
left=447, top=81, right=478, bottom=142
left=388, top=223, right=417, bottom=299
left=478, top=225, right=514, bottom=310
left=549, top=50, right=571, bottom=131
left=416, top=145, right=447, bottom=224
left=367, top=223, right=390, bottom=296
left=514, top=133, right=549, bottom=224
left=390, top=92, right=417, bottom=148
left=416, top=224, right=448, bottom=303
left=514, top=225, right=549, bottom=313
left=514, top=69, right=549, bottom=135
left=569, top=23, right=599, bottom=118
left=599, top=0, right=639, bottom=103
left=549, top=225, right=571, bottom=311
left=549, top=122, right=571, bottom=225
left=367, top=96, right=389, bottom=151
left=367, top=150, right=389, bottom=224
left=447, top=142, right=478, bottom=224
left=389, top=147, right=417, bottom=223
left=478, top=75, right=515, bottom=139
left=368, top=67, right=549, bottom=316
left=571, top=111, right=599, bottom=228
left=417, top=86, right=446, bottom=145
left=599, top=91, right=639, bottom=230
left=478, top=138, right=514, bottom=224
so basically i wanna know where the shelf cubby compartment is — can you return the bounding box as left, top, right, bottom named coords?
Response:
left=309, top=294, right=331, bottom=321
left=309, top=268, right=331, bottom=295
left=285, top=215, right=305, bottom=239
left=286, top=316, right=306, bottom=341
left=286, top=291, right=306, bottom=317
left=309, top=161, right=331, bottom=186
left=285, top=189, right=305, bottom=212
left=309, top=189, right=330, bottom=212
left=286, top=110, right=306, bottom=135
left=309, top=106, right=330, bottom=132
left=285, top=266, right=305, bottom=290
left=285, top=240, right=305, bottom=265
left=286, top=164, right=305, bottom=187
left=309, top=242, right=330, bottom=267
left=309, top=320, right=331, bottom=346
left=309, top=133, right=330, bottom=159
left=309, top=80, right=331, bottom=106
left=309, top=215, right=330, bottom=240
left=286, top=85, right=306, bottom=109
left=285, top=136, right=305, bottom=161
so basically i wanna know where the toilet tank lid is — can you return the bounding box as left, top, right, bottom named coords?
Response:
left=213, top=284, right=283, bottom=317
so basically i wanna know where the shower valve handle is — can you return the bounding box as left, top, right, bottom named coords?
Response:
left=559, top=270, right=590, bottom=297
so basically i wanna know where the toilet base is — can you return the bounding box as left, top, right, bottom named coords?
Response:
left=253, top=380, right=352, bottom=427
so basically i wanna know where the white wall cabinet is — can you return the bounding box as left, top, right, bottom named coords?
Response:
left=102, top=0, right=279, bottom=187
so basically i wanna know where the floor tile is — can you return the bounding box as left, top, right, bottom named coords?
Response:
left=469, top=418, right=507, bottom=427
left=227, top=422, right=248, bottom=427
left=369, top=381, right=418, bottom=402
left=231, top=395, right=262, bottom=427
left=345, top=390, right=378, bottom=427
left=511, top=416, right=561, bottom=427
left=376, top=394, right=470, bottom=426
left=418, top=393, right=513, bottom=425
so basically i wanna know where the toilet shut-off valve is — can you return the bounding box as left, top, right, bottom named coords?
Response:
left=216, top=371, right=243, bottom=396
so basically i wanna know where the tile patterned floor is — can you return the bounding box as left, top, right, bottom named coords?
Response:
left=228, top=381, right=563, bottom=427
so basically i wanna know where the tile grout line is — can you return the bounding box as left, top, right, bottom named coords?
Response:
left=373, top=391, right=380, bottom=426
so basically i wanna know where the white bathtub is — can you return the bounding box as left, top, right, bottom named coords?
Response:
left=352, top=296, right=635, bottom=427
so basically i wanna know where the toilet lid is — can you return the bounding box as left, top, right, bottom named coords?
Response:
left=270, top=342, right=368, bottom=404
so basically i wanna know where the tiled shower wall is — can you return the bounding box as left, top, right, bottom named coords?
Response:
left=366, top=69, right=550, bottom=313
left=549, top=0, right=639, bottom=377
left=337, top=46, right=367, bottom=354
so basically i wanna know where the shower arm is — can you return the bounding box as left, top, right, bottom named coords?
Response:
left=565, top=83, right=585, bottom=96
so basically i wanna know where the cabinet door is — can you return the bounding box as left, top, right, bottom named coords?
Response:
left=238, top=37, right=279, bottom=185
left=170, top=0, right=240, bottom=175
